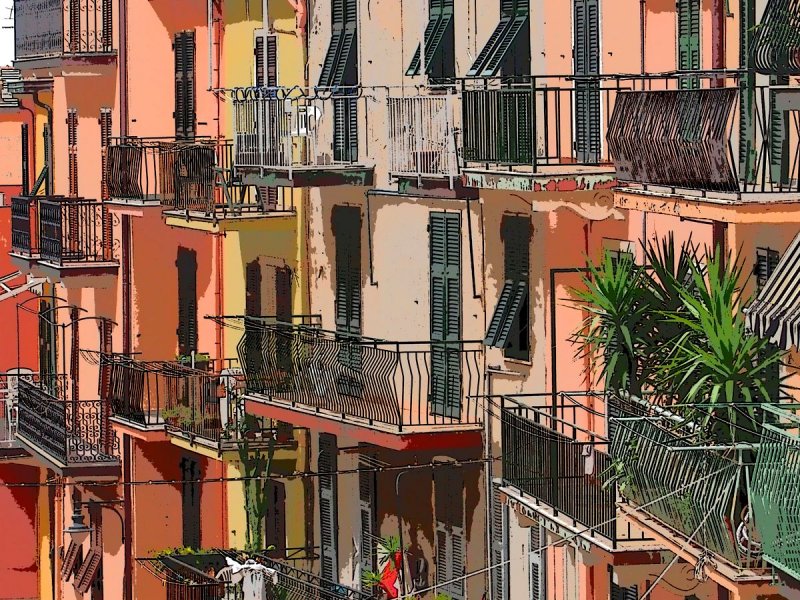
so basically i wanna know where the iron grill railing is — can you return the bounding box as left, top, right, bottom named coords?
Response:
left=611, top=406, right=763, bottom=568
left=751, top=405, right=800, bottom=581
left=15, top=378, right=118, bottom=467
left=237, top=320, right=483, bottom=430
left=232, top=87, right=367, bottom=173
left=14, top=0, right=113, bottom=60
left=253, top=554, right=373, bottom=600
left=501, top=392, right=635, bottom=543
left=387, top=92, right=459, bottom=180
left=38, top=197, right=112, bottom=265
left=10, top=196, right=37, bottom=256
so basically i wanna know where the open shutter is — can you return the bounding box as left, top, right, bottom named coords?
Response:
left=574, top=0, right=600, bottom=163
left=174, top=31, right=196, bottom=140
left=74, top=548, right=101, bottom=594
left=358, top=452, right=377, bottom=579
left=407, top=0, right=455, bottom=78
left=677, top=0, right=700, bottom=89
left=529, top=524, right=545, bottom=600
left=176, top=247, right=198, bottom=356
left=611, top=581, right=638, bottom=600
left=61, top=540, right=81, bottom=581
left=490, top=486, right=508, bottom=600
left=430, top=212, right=461, bottom=418
left=99, top=108, right=112, bottom=202
left=319, top=0, right=358, bottom=88
left=319, top=433, right=339, bottom=585
left=468, top=0, right=529, bottom=77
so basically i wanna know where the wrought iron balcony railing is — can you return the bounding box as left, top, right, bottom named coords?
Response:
left=39, top=197, right=113, bottom=265
left=387, top=91, right=459, bottom=181
left=14, top=0, right=114, bottom=61
left=237, top=320, right=483, bottom=431
left=10, top=196, right=37, bottom=257
left=15, top=378, right=118, bottom=469
left=105, top=355, right=278, bottom=449
left=106, top=137, right=292, bottom=216
left=751, top=405, right=800, bottom=581
left=501, top=392, right=648, bottom=546
left=232, top=87, right=370, bottom=174
left=611, top=403, right=764, bottom=569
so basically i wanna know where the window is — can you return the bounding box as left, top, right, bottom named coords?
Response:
left=358, top=450, right=377, bottom=578
left=333, top=206, right=362, bottom=396
left=755, top=247, right=780, bottom=291
left=485, top=216, right=531, bottom=361
left=176, top=247, right=198, bottom=356
left=264, top=480, right=287, bottom=558
left=677, top=0, right=700, bottom=89
left=180, top=456, right=201, bottom=549
left=67, top=108, right=78, bottom=197
left=174, top=31, right=196, bottom=140
left=318, top=433, right=339, bottom=584
left=254, top=32, right=277, bottom=87
left=430, top=212, right=462, bottom=418
left=468, top=0, right=530, bottom=77
left=435, top=468, right=465, bottom=600
left=574, top=0, right=600, bottom=163
left=406, top=0, right=455, bottom=82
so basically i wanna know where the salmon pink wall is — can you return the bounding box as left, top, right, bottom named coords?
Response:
left=0, top=463, right=40, bottom=599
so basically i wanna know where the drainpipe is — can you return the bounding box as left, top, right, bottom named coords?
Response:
left=120, top=0, right=129, bottom=137
left=639, top=0, right=646, bottom=75
left=711, top=0, right=726, bottom=87
left=30, top=92, right=53, bottom=195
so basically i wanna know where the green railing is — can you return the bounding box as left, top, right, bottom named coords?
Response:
left=611, top=411, right=762, bottom=567
left=751, top=405, right=800, bottom=581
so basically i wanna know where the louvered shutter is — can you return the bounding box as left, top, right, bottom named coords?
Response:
left=67, top=109, right=78, bottom=197
left=467, top=0, right=529, bottom=77
left=39, top=299, right=57, bottom=383
left=358, top=452, right=377, bottom=578
left=73, top=548, right=101, bottom=594
left=244, top=260, right=262, bottom=381
left=430, top=212, right=462, bottom=418
left=529, top=524, right=544, bottom=600
left=611, top=581, right=638, bottom=600
left=755, top=247, right=780, bottom=291
left=333, top=96, right=358, bottom=163
left=434, top=468, right=465, bottom=600
left=738, top=1, right=756, bottom=181
left=491, top=486, right=508, bottom=600
left=319, top=0, right=358, bottom=88
left=176, top=247, right=198, bottom=356
left=265, top=481, right=287, bottom=558
left=61, top=540, right=81, bottom=581
left=333, top=206, right=362, bottom=381
left=275, top=266, right=294, bottom=373
left=181, top=457, right=201, bottom=548
left=677, top=0, right=700, bottom=89
left=319, top=434, right=339, bottom=584
left=407, top=0, right=455, bottom=78
left=174, top=31, right=196, bottom=140
left=99, top=108, right=112, bottom=202
left=254, top=34, right=265, bottom=86
left=266, top=36, right=278, bottom=86
left=770, top=75, right=790, bottom=187
left=574, top=0, right=600, bottom=163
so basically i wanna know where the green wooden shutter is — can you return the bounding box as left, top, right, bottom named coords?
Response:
left=430, top=212, right=461, bottom=418
left=38, top=299, right=57, bottom=385
left=770, top=75, right=790, bottom=188
left=467, top=0, right=529, bottom=77
left=574, top=0, right=600, bottom=163
left=358, top=452, right=377, bottom=579
left=407, top=0, right=455, bottom=79
left=176, top=247, right=198, bottom=356
left=319, top=0, right=357, bottom=87
left=434, top=468, right=465, bottom=600
left=319, top=434, right=339, bottom=585
left=174, top=31, right=196, bottom=140
left=739, top=0, right=756, bottom=182
left=491, top=485, right=508, bottom=600
left=333, top=96, right=358, bottom=163
left=529, top=524, right=544, bottom=600
left=333, top=206, right=362, bottom=394
left=677, top=0, right=700, bottom=89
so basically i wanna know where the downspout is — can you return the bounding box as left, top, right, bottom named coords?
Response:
left=120, top=0, right=129, bottom=137
left=30, top=92, right=53, bottom=195
left=639, top=0, right=646, bottom=75
left=711, top=0, right=726, bottom=86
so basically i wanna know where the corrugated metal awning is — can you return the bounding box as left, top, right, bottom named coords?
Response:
left=746, top=232, right=800, bottom=351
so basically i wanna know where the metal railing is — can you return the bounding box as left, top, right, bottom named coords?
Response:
left=751, top=404, right=800, bottom=581
left=501, top=392, right=636, bottom=543
left=15, top=378, right=118, bottom=467
left=237, top=320, right=484, bottom=430
left=14, top=0, right=113, bottom=60
left=107, top=137, right=292, bottom=216
left=232, top=87, right=367, bottom=173
left=254, top=554, right=372, bottom=600
left=387, top=91, right=459, bottom=180
left=10, top=196, right=37, bottom=256
left=611, top=402, right=764, bottom=568
left=38, top=197, right=112, bottom=265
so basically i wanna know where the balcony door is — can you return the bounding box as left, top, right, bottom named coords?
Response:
left=429, top=211, right=461, bottom=418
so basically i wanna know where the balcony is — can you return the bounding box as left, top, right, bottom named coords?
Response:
left=105, top=355, right=288, bottom=453
left=14, top=0, right=115, bottom=70
left=232, top=88, right=374, bottom=188
left=608, top=76, right=800, bottom=213
left=459, top=75, right=619, bottom=191
left=106, top=137, right=295, bottom=224
left=9, top=196, right=117, bottom=279
left=751, top=405, right=800, bottom=582
left=500, top=393, right=654, bottom=552
left=611, top=404, right=767, bottom=576
left=15, top=378, right=119, bottom=477
left=387, top=91, right=471, bottom=197
left=238, top=320, right=483, bottom=450
left=139, top=550, right=371, bottom=600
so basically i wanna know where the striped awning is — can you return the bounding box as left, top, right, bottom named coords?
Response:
left=746, top=232, right=800, bottom=351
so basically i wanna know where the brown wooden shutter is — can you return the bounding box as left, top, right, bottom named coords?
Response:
left=176, top=247, right=198, bottom=355
left=254, top=35, right=265, bottom=86
left=174, top=31, right=196, bottom=140
left=67, top=109, right=78, bottom=197
left=318, top=433, right=339, bottom=583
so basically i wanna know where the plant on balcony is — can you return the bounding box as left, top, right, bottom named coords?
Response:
left=361, top=535, right=404, bottom=599
left=574, top=235, right=786, bottom=443
left=162, top=404, right=204, bottom=430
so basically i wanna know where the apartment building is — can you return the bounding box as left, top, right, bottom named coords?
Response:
left=1, top=0, right=799, bottom=599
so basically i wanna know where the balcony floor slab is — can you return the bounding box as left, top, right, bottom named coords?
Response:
left=15, top=432, right=120, bottom=480
left=240, top=166, right=375, bottom=188
left=462, top=165, right=617, bottom=192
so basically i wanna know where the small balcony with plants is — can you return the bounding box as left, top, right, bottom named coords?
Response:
left=9, top=195, right=117, bottom=279
left=104, top=354, right=290, bottom=454
left=13, top=0, right=115, bottom=70
left=106, top=137, right=296, bottom=226
left=232, top=87, right=374, bottom=188
left=15, top=376, right=119, bottom=478
left=236, top=316, right=484, bottom=450
left=573, top=235, right=783, bottom=581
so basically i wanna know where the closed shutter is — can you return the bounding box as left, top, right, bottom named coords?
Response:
left=67, top=109, right=78, bottom=197
left=181, top=456, right=201, bottom=548
left=275, top=266, right=293, bottom=373
left=176, top=247, right=198, bottom=356
left=245, top=260, right=262, bottom=317
left=755, top=247, right=780, bottom=291
left=174, top=31, right=196, bottom=140
left=99, top=108, right=112, bottom=202
left=677, top=0, right=700, bottom=89
left=434, top=468, right=465, bottom=600
left=358, top=451, right=377, bottom=578
left=39, top=299, right=57, bottom=384
left=491, top=485, right=508, bottom=600
left=529, top=524, right=544, bottom=600
left=430, top=212, right=461, bottom=418
left=770, top=75, right=790, bottom=187
left=738, top=0, right=756, bottom=181
left=574, top=0, right=600, bottom=163
left=333, top=206, right=362, bottom=382
left=319, top=433, right=339, bottom=584
left=254, top=34, right=265, bottom=86
left=255, top=33, right=278, bottom=87
left=333, top=96, right=358, bottom=163
left=611, top=582, right=638, bottom=600
left=69, top=0, right=80, bottom=52
left=265, top=480, right=287, bottom=558
left=244, top=260, right=262, bottom=381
